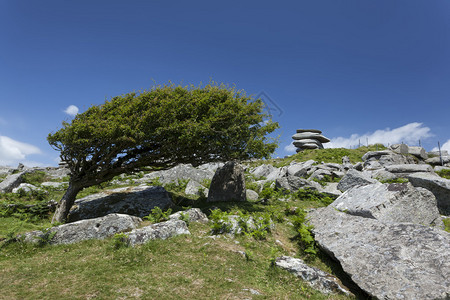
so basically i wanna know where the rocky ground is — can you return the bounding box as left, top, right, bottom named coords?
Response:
left=1, top=144, right=449, bottom=299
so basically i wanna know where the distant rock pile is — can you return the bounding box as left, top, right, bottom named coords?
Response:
left=292, top=129, right=330, bottom=152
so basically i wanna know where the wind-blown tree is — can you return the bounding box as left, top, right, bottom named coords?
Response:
left=48, top=82, right=279, bottom=223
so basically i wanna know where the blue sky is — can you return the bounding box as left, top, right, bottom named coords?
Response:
left=1, top=0, right=450, bottom=167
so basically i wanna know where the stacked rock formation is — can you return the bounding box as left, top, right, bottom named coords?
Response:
left=292, top=129, right=330, bottom=152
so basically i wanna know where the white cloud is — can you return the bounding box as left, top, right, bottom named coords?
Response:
left=432, top=139, right=450, bottom=153
left=0, top=136, right=41, bottom=166
left=284, top=142, right=297, bottom=153
left=326, top=123, right=432, bottom=149
left=64, top=105, right=79, bottom=116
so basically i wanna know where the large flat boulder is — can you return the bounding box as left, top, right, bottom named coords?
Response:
left=140, top=164, right=214, bottom=185
left=23, top=213, right=142, bottom=245
left=362, top=150, right=415, bottom=168
left=68, top=185, right=173, bottom=222
left=385, top=164, right=433, bottom=174
left=127, top=219, right=190, bottom=246
left=308, top=207, right=450, bottom=300
left=331, top=182, right=443, bottom=228
left=275, top=175, right=321, bottom=192
left=0, top=172, right=24, bottom=193
left=287, top=160, right=316, bottom=177
left=408, top=172, right=450, bottom=215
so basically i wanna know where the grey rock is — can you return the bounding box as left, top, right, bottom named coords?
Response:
left=207, top=161, right=246, bottom=202
left=41, top=181, right=68, bottom=189
left=68, top=185, right=173, bottom=222
left=246, top=189, right=259, bottom=201
left=275, top=175, right=321, bottom=192
left=331, top=182, right=443, bottom=228
left=169, top=208, right=208, bottom=223
left=197, top=162, right=224, bottom=174
left=428, top=150, right=449, bottom=156
left=426, top=156, right=450, bottom=166
left=342, top=156, right=351, bottom=164
left=308, top=169, right=332, bottom=181
left=337, top=169, right=378, bottom=192
left=23, top=213, right=142, bottom=245
left=371, top=169, right=397, bottom=181
left=0, top=172, right=24, bottom=193
left=362, top=150, right=415, bottom=167
left=184, top=180, right=207, bottom=196
left=45, top=167, right=71, bottom=179
left=299, top=143, right=323, bottom=149
left=12, top=183, right=43, bottom=194
left=0, top=166, right=13, bottom=177
left=308, top=207, right=450, bottom=300
left=140, top=164, right=214, bottom=185
left=389, top=143, right=409, bottom=154
left=287, top=160, right=315, bottom=177
left=317, top=182, right=342, bottom=197
left=408, top=172, right=450, bottom=215
left=266, top=166, right=287, bottom=181
left=275, top=256, right=349, bottom=295
left=293, top=139, right=324, bottom=148
left=435, top=166, right=450, bottom=173
left=353, top=162, right=363, bottom=171
left=250, top=164, right=275, bottom=178
left=292, top=133, right=330, bottom=143
left=296, top=129, right=322, bottom=134
left=408, top=146, right=428, bottom=160
left=385, top=164, right=433, bottom=174
left=128, top=219, right=190, bottom=246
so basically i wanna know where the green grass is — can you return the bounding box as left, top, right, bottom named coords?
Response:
left=0, top=221, right=355, bottom=299
left=436, top=169, right=450, bottom=180
left=247, top=144, right=387, bottom=168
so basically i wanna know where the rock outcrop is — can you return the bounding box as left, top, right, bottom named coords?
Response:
left=291, top=129, right=330, bottom=152
left=0, top=172, right=25, bottom=193
left=308, top=207, right=450, bottom=300
left=207, top=161, right=246, bottom=202
left=275, top=256, right=349, bottom=295
left=408, top=172, right=450, bottom=214
left=127, top=219, right=190, bottom=246
left=336, top=169, right=378, bottom=192
left=331, top=182, right=443, bottom=228
left=23, top=213, right=142, bottom=245
left=68, top=185, right=173, bottom=222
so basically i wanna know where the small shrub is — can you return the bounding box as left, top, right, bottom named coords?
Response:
left=37, top=228, right=56, bottom=247
left=179, top=211, right=190, bottom=226
left=291, top=209, right=317, bottom=258
left=293, top=188, right=334, bottom=206
left=144, top=207, right=173, bottom=223
left=379, top=178, right=409, bottom=184
left=111, top=233, right=130, bottom=249
left=209, top=209, right=232, bottom=234
left=22, top=171, right=47, bottom=186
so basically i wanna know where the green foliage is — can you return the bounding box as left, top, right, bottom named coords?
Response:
left=443, top=218, right=450, bottom=233
left=36, top=228, right=56, bottom=247
left=209, top=209, right=233, bottom=234
left=293, top=188, right=335, bottom=207
left=259, top=181, right=284, bottom=202
left=0, top=201, right=55, bottom=222
left=48, top=82, right=279, bottom=186
left=164, top=179, right=189, bottom=194
left=22, top=171, right=47, bottom=186
left=312, top=174, right=340, bottom=186
left=111, top=233, right=130, bottom=249
left=379, top=178, right=409, bottom=184
left=147, top=177, right=163, bottom=186
left=291, top=209, right=317, bottom=258
left=143, top=207, right=173, bottom=223
left=436, top=169, right=450, bottom=180
left=179, top=211, right=190, bottom=226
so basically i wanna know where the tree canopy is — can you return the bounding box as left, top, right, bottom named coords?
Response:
left=48, top=82, right=279, bottom=222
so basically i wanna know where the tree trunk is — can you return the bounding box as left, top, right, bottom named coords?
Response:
left=52, top=181, right=82, bottom=224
